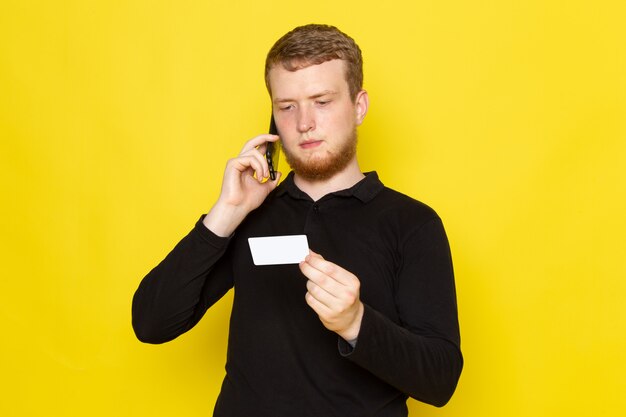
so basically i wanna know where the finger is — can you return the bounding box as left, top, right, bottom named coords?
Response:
left=230, top=154, right=266, bottom=181
left=255, top=170, right=282, bottom=196
left=300, top=261, right=344, bottom=298
left=240, top=148, right=270, bottom=180
left=240, top=134, right=280, bottom=154
left=256, top=142, right=268, bottom=156
left=305, top=290, right=334, bottom=317
left=302, top=253, right=355, bottom=286
left=263, top=171, right=282, bottom=190
left=306, top=278, right=341, bottom=309
left=230, top=154, right=263, bottom=177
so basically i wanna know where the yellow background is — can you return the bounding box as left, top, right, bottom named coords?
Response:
left=1, top=1, right=625, bottom=416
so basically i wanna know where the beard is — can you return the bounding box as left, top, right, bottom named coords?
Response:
left=283, top=129, right=358, bottom=181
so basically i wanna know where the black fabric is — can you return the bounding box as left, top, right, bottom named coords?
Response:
left=132, top=171, right=463, bottom=417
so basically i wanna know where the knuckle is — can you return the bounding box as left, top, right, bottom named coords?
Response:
left=317, top=274, right=328, bottom=286
left=310, top=285, right=323, bottom=298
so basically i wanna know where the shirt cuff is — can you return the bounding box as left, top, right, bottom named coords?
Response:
left=337, top=305, right=375, bottom=357
left=193, top=214, right=233, bottom=248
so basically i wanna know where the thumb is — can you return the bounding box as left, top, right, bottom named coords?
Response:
left=307, top=249, right=323, bottom=259
left=268, top=171, right=282, bottom=188
left=261, top=171, right=282, bottom=195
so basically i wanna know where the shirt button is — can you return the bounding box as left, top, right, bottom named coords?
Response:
left=313, top=204, right=319, bottom=213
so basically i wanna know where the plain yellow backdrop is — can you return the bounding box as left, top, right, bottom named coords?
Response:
left=1, top=1, right=625, bottom=416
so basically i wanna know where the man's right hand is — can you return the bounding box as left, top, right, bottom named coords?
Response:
left=202, top=134, right=281, bottom=237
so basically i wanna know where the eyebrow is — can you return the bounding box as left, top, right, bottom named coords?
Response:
left=273, top=90, right=338, bottom=104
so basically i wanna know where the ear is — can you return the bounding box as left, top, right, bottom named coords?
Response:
left=354, top=90, right=369, bottom=126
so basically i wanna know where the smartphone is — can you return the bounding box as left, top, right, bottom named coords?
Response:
left=266, top=115, right=280, bottom=180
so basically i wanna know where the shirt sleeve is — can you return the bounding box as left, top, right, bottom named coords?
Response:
left=132, top=215, right=234, bottom=344
left=339, top=217, right=463, bottom=407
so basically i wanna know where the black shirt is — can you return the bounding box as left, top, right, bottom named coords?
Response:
left=132, top=172, right=462, bottom=417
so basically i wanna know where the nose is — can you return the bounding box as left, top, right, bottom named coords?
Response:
left=296, top=107, right=315, bottom=133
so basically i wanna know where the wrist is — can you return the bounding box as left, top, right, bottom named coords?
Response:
left=338, top=302, right=364, bottom=342
left=202, top=201, right=247, bottom=237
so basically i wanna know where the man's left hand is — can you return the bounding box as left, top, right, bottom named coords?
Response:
left=299, top=250, right=364, bottom=343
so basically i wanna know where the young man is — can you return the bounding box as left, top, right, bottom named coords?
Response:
left=133, top=24, right=462, bottom=416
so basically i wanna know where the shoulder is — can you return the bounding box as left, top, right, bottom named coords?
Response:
left=357, top=172, right=440, bottom=224
left=363, top=184, right=449, bottom=254
left=372, top=185, right=441, bottom=225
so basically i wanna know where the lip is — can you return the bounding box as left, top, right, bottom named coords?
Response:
left=299, top=140, right=323, bottom=149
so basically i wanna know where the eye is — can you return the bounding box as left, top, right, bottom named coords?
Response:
left=316, top=100, right=330, bottom=106
left=279, top=104, right=294, bottom=111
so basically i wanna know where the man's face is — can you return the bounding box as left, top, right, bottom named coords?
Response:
left=268, top=59, right=368, bottom=181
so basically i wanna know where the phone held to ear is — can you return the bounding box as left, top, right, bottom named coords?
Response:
left=266, top=115, right=280, bottom=181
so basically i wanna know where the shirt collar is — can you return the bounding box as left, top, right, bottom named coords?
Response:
left=275, top=171, right=384, bottom=203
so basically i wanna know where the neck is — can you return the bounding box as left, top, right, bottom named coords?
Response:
left=293, top=158, right=365, bottom=201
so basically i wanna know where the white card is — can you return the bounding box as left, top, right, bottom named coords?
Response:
left=248, top=235, right=310, bottom=265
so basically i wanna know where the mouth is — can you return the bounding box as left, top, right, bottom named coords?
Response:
left=299, top=139, right=323, bottom=149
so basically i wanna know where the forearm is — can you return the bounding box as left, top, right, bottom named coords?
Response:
left=340, top=216, right=463, bottom=406
left=341, top=304, right=463, bottom=407
left=132, top=216, right=233, bottom=344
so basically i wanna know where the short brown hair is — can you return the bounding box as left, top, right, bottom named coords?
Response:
left=265, top=24, right=363, bottom=101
